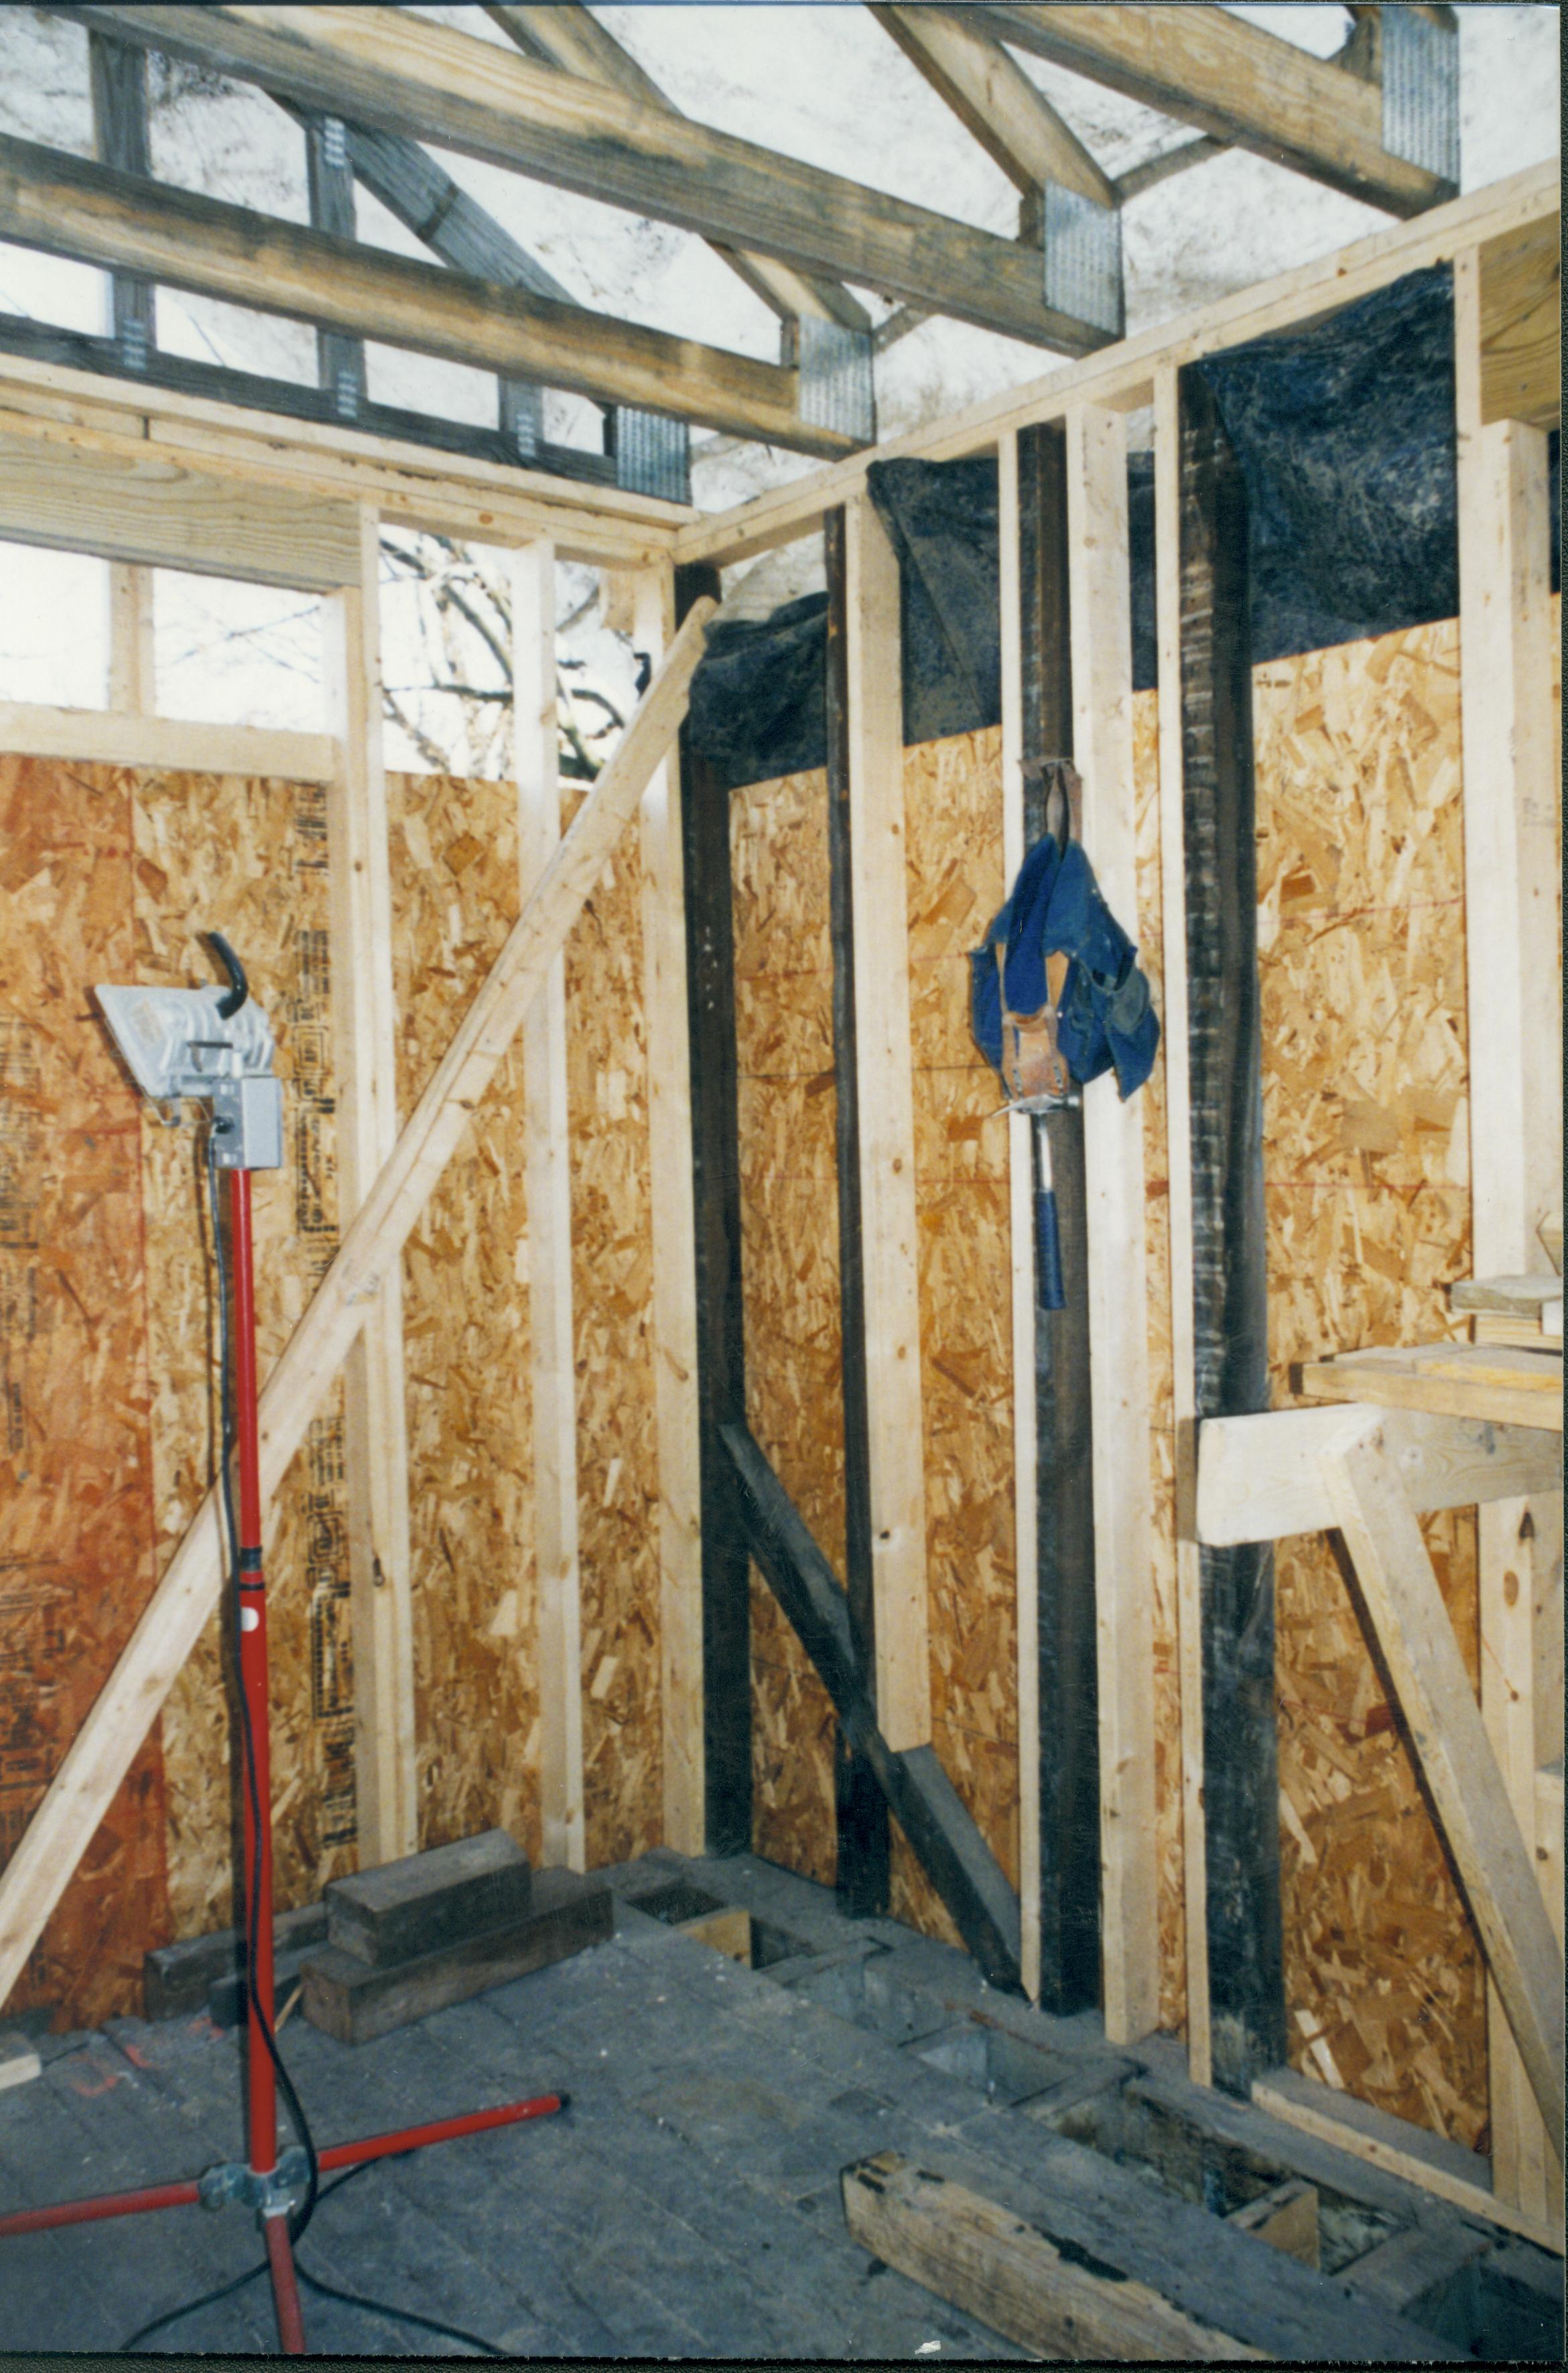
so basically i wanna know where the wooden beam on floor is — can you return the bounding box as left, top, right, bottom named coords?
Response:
left=0, top=136, right=852, bottom=458
left=513, top=537, right=585, bottom=1874
left=487, top=2, right=870, bottom=334
left=842, top=2151, right=1263, bottom=2360
left=824, top=506, right=891, bottom=1917
left=68, top=5, right=1110, bottom=355
left=674, top=564, right=751, bottom=1858
left=325, top=505, right=419, bottom=1868
left=1318, top=1419, right=1565, bottom=2158
left=1198, top=1405, right=1563, bottom=1547
left=0, top=596, right=719, bottom=2016
left=1153, top=361, right=1210, bottom=2089
left=633, top=564, right=706, bottom=1859
left=844, top=492, right=930, bottom=1756
left=962, top=5, right=1453, bottom=216
left=1455, top=237, right=1563, bottom=2229
left=1064, top=401, right=1158, bottom=2050
left=722, top=1423, right=1021, bottom=1988
left=869, top=6, right=1115, bottom=208
left=0, top=421, right=363, bottom=591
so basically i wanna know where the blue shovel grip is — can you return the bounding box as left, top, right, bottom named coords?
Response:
left=1035, top=1188, right=1065, bottom=1313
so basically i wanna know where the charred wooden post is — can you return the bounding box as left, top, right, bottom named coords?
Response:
left=675, top=561, right=753, bottom=1854
left=1177, top=365, right=1284, bottom=2091
left=1016, top=420, right=1100, bottom=2016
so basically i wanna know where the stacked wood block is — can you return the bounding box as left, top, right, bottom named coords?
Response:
left=300, top=1830, right=612, bottom=2045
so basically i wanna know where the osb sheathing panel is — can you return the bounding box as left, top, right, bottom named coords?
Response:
left=0, top=756, right=168, bottom=2026
left=902, top=729, right=1019, bottom=1929
left=1254, top=615, right=1489, bottom=2146
left=136, top=770, right=358, bottom=1938
left=732, top=767, right=841, bottom=1885
left=387, top=773, right=536, bottom=1862
left=391, top=775, right=663, bottom=1874
left=558, top=787, right=662, bottom=1868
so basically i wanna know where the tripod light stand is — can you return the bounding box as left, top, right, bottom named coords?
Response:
left=0, top=935, right=564, bottom=2353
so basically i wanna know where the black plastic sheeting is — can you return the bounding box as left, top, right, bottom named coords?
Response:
left=685, top=266, right=1561, bottom=793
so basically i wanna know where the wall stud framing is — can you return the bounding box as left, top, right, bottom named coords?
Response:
left=635, top=562, right=706, bottom=1856
left=513, top=536, right=585, bottom=1873
left=1064, top=401, right=1158, bottom=2047
left=1454, top=243, right=1563, bottom=2226
left=843, top=492, right=930, bottom=1755
left=1153, top=361, right=1212, bottom=2086
left=324, top=501, right=418, bottom=1866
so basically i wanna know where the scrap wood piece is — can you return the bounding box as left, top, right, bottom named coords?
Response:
left=1301, top=1340, right=1563, bottom=1433
left=842, top=2151, right=1263, bottom=2362
left=1449, top=1271, right=1564, bottom=1319
left=720, top=1422, right=1021, bottom=1990
left=1224, top=2176, right=1319, bottom=2269
left=1318, top=1417, right=1565, bottom=2157
left=0, top=596, right=718, bottom=2017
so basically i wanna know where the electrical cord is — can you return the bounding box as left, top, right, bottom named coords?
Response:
left=121, top=2157, right=507, bottom=2354
left=206, top=1128, right=318, bottom=2250
left=176, top=1132, right=507, bottom=2362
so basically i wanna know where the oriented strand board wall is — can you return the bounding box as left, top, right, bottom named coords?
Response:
left=731, top=767, right=842, bottom=1882
left=1254, top=613, right=1533, bottom=2148
left=0, top=757, right=168, bottom=2027
left=0, top=753, right=665, bottom=2023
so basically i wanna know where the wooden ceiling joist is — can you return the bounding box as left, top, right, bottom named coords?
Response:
left=962, top=5, right=1455, bottom=216
left=486, top=1, right=872, bottom=334
left=870, top=5, right=1115, bottom=210
left=0, top=135, right=855, bottom=457
left=66, top=4, right=1111, bottom=355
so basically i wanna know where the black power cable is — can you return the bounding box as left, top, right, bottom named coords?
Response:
left=121, top=2159, right=506, bottom=2356
left=206, top=1127, right=319, bottom=2250
left=168, top=1127, right=509, bottom=2362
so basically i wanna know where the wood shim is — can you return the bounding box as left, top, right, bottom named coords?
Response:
left=842, top=2152, right=1262, bottom=2362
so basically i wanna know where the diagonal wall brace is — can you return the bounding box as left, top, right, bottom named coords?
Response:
left=721, top=1421, right=1022, bottom=1990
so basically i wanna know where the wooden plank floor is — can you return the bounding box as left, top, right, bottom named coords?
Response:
left=0, top=1852, right=1557, bottom=2358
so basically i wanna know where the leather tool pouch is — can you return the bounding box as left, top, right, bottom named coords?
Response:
left=998, top=759, right=1080, bottom=1102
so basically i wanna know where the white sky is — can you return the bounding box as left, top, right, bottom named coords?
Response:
left=0, top=3, right=1558, bottom=759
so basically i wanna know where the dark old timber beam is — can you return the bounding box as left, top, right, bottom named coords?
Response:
left=0, top=137, right=852, bottom=458
left=964, top=5, right=1453, bottom=216
left=1177, top=366, right=1285, bottom=2094
left=675, top=563, right=753, bottom=1858
left=1015, top=422, right=1100, bottom=2018
left=722, top=1421, right=1022, bottom=1991
left=486, top=2, right=870, bottom=335
left=67, top=5, right=1111, bottom=352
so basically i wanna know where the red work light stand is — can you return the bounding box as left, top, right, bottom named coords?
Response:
left=0, top=1167, right=564, bottom=2353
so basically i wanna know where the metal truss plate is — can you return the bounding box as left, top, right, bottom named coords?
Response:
left=1382, top=9, right=1459, bottom=190
left=1043, top=184, right=1123, bottom=342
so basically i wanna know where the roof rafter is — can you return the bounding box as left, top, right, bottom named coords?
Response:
left=0, top=135, right=858, bottom=456
left=485, top=2, right=871, bottom=334
left=962, top=5, right=1454, bottom=216
left=64, top=5, right=1110, bottom=355
left=868, top=4, right=1116, bottom=211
